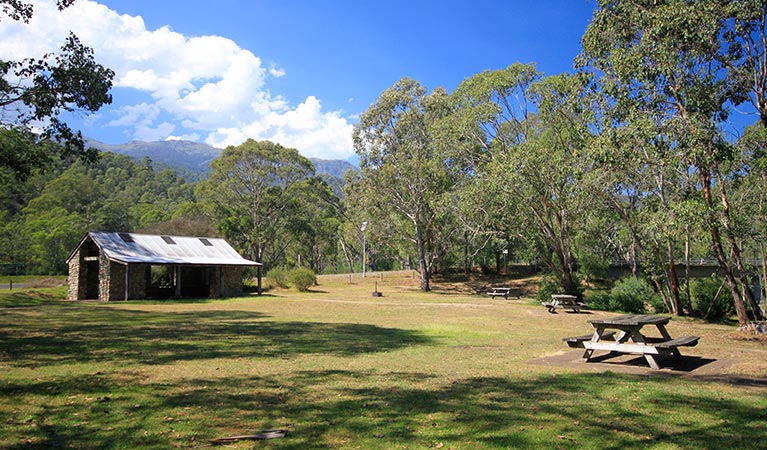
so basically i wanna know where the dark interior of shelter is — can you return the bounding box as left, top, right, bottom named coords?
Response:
left=147, top=265, right=212, bottom=299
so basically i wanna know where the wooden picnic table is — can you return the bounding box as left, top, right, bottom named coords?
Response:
left=542, top=294, right=586, bottom=313
left=563, top=314, right=699, bottom=370
left=486, top=286, right=519, bottom=299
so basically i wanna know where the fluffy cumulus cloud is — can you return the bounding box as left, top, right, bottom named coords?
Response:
left=208, top=96, right=353, bottom=158
left=0, top=0, right=354, bottom=159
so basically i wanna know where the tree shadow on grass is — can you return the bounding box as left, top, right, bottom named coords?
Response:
left=0, top=307, right=432, bottom=367
left=164, top=371, right=767, bottom=449
left=5, top=370, right=766, bottom=449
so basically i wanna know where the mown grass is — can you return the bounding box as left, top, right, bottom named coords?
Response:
left=1, top=271, right=766, bottom=449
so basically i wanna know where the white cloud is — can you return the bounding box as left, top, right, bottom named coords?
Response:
left=207, top=96, right=354, bottom=159
left=269, top=64, right=286, bottom=78
left=0, top=0, right=355, bottom=159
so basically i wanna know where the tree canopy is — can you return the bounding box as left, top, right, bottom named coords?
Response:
left=0, top=0, right=114, bottom=180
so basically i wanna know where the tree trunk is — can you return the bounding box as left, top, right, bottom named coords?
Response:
left=761, top=242, right=767, bottom=313
left=652, top=276, right=672, bottom=313
left=630, top=237, right=639, bottom=277
left=684, top=224, right=692, bottom=314
left=667, top=240, right=682, bottom=315
left=338, top=238, right=355, bottom=274
left=415, top=225, right=430, bottom=291
left=699, top=168, right=751, bottom=325
left=555, top=246, right=577, bottom=295
left=716, top=170, right=765, bottom=320
left=463, top=232, right=470, bottom=275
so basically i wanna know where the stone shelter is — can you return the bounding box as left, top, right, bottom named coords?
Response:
left=66, top=232, right=261, bottom=301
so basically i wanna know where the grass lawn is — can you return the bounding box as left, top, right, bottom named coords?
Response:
left=1, top=271, right=766, bottom=449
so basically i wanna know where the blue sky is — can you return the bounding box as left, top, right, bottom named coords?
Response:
left=0, top=0, right=597, bottom=160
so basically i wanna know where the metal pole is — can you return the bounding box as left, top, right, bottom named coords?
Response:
left=361, top=221, right=368, bottom=278
left=362, top=233, right=366, bottom=278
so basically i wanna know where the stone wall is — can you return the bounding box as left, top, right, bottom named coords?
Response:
left=67, top=254, right=81, bottom=301
left=101, top=261, right=150, bottom=301
left=104, top=258, right=124, bottom=301
left=219, top=266, right=244, bottom=297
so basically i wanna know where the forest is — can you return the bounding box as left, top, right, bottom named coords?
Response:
left=3, top=2, right=767, bottom=327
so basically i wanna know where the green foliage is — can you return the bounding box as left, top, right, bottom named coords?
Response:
left=648, top=293, right=669, bottom=315
left=586, top=290, right=611, bottom=311
left=352, top=78, right=456, bottom=291
left=288, top=267, right=317, bottom=292
left=690, top=276, right=735, bottom=320
left=1, top=23, right=114, bottom=179
left=266, top=267, right=290, bottom=289
left=590, top=277, right=652, bottom=314
left=196, top=139, right=328, bottom=269
left=577, top=252, right=610, bottom=285
left=1, top=152, right=195, bottom=274
left=535, top=274, right=563, bottom=302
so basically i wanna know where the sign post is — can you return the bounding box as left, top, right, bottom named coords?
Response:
left=361, top=222, right=368, bottom=278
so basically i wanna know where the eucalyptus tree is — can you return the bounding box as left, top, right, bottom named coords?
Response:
left=435, top=64, right=539, bottom=274
left=441, top=64, right=594, bottom=295
left=585, top=111, right=699, bottom=314
left=497, top=73, right=595, bottom=294
left=726, top=1, right=767, bottom=308
left=285, top=176, right=344, bottom=274
left=736, top=125, right=767, bottom=303
left=580, top=0, right=763, bottom=323
left=1, top=0, right=114, bottom=179
left=352, top=78, right=456, bottom=291
left=196, top=139, right=315, bottom=269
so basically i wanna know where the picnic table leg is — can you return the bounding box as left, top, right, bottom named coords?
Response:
left=605, top=330, right=631, bottom=358
left=656, top=324, right=682, bottom=359
left=581, top=328, right=603, bottom=361
left=628, top=330, right=662, bottom=369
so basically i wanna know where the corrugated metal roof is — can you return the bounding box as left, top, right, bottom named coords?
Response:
left=86, top=232, right=260, bottom=266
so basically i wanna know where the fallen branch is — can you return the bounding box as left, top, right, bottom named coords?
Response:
left=210, top=430, right=287, bottom=444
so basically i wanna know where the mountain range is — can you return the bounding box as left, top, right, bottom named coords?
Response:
left=85, top=138, right=358, bottom=182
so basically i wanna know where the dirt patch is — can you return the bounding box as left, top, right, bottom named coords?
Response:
left=432, top=271, right=541, bottom=297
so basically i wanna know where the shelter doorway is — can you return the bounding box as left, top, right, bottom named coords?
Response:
left=85, top=260, right=99, bottom=299
left=82, top=240, right=100, bottom=300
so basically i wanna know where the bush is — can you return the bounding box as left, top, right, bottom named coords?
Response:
left=288, top=267, right=316, bottom=292
left=266, top=267, right=290, bottom=289
left=648, top=293, right=669, bottom=314
left=578, top=253, right=610, bottom=284
left=536, top=273, right=583, bottom=302
left=690, top=276, right=734, bottom=319
left=536, top=275, right=562, bottom=302
left=585, top=291, right=611, bottom=311
left=606, top=277, right=652, bottom=313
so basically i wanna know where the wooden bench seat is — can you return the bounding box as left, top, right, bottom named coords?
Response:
left=562, top=331, right=615, bottom=348
left=655, top=335, right=700, bottom=349
left=486, top=287, right=519, bottom=299
left=542, top=301, right=587, bottom=313
left=580, top=335, right=700, bottom=357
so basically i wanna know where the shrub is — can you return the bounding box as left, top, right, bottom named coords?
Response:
left=648, top=293, right=669, bottom=314
left=607, top=277, right=652, bottom=313
left=266, top=267, right=290, bottom=289
left=578, top=253, right=610, bottom=284
left=536, top=273, right=583, bottom=302
left=536, top=274, right=562, bottom=302
left=288, top=267, right=316, bottom=292
left=585, top=291, right=611, bottom=311
left=690, top=276, right=734, bottom=320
